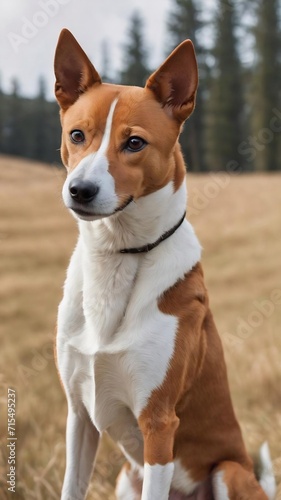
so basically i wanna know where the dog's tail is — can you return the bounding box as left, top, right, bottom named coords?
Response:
left=255, top=442, right=277, bottom=500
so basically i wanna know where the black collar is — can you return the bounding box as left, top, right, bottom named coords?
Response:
left=120, top=212, right=186, bottom=254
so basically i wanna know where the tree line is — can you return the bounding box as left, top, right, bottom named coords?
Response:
left=1, top=0, right=280, bottom=172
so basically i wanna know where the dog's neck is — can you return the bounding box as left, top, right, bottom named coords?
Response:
left=79, top=180, right=188, bottom=255
left=68, top=178, right=200, bottom=354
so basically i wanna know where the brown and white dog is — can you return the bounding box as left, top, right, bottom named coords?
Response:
left=54, top=29, right=276, bottom=500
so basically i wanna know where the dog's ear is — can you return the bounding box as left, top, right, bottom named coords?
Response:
left=54, top=29, right=101, bottom=110
left=146, top=40, right=198, bottom=122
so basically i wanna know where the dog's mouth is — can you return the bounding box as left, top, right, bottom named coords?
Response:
left=114, top=196, right=134, bottom=213
left=70, top=196, right=134, bottom=221
left=71, top=208, right=98, bottom=221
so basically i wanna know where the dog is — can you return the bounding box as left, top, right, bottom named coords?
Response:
left=54, top=29, right=276, bottom=500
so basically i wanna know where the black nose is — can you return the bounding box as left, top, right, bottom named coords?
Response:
left=69, top=180, right=99, bottom=204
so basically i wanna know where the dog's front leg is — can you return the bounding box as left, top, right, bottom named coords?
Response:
left=138, top=409, right=179, bottom=500
left=61, top=406, right=100, bottom=500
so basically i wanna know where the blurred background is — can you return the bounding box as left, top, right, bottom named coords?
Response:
left=1, top=0, right=281, bottom=171
left=0, top=0, right=280, bottom=499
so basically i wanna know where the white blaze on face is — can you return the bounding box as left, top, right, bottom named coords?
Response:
left=96, top=98, right=118, bottom=157
left=62, top=98, right=119, bottom=217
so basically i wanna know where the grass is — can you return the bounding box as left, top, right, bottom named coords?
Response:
left=0, top=155, right=280, bottom=499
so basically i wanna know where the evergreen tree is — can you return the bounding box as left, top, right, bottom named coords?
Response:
left=0, top=74, right=3, bottom=153
left=167, top=0, right=208, bottom=171
left=32, top=76, right=48, bottom=160
left=205, top=0, right=244, bottom=171
left=7, top=78, right=26, bottom=157
left=0, top=79, right=61, bottom=165
left=120, top=11, right=150, bottom=86
left=100, top=40, right=112, bottom=83
left=251, top=0, right=281, bottom=171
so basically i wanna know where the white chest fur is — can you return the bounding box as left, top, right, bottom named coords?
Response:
left=57, top=183, right=201, bottom=433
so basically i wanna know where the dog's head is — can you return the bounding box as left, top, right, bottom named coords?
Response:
left=54, top=29, right=198, bottom=221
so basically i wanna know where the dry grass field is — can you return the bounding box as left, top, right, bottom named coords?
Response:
left=0, top=155, right=280, bottom=499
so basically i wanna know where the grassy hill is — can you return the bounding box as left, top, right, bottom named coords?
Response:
left=0, top=156, right=280, bottom=499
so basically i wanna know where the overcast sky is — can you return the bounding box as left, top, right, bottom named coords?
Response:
left=1, top=0, right=188, bottom=100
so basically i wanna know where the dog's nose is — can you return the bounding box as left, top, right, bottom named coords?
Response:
left=69, top=180, right=99, bottom=203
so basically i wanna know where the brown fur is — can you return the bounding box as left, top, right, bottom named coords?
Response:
left=54, top=30, right=196, bottom=206
left=138, top=263, right=267, bottom=497
left=58, top=83, right=185, bottom=204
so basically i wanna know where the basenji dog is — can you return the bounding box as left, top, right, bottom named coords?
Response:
left=54, top=29, right=276, bottom=500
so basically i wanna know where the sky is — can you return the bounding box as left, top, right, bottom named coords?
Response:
left=1, top=0, right=181, bottom=100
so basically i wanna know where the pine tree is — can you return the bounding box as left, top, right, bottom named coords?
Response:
left=33, top=76, right=48, bottom=160
left=0, top=78, right=61, bottom=164
left=100, top=40, right=112, bottom=83
left=7, top=78, right=26, bottom=157
left=120, top=12, right=150, bottom=86
left=0, top=74, right=3, bottom=153
left=30, top=77, right=61, bottom=164
left=205, top=0, right=243, bottom=171
left=167, top=0, right=208, bottom=171
left=251, top=0, right=281, bottom=171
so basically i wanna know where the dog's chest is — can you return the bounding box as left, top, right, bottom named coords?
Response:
left=68, top=322, right=178, bottom=435
left=79, top=323, right=177, bottom=432
left=82, top=249, right=139, bottom=348
left=59, top=241, right=179, bottom=431
left=57, top=219, right=201, bottom=432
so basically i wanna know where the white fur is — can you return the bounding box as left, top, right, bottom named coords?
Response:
left=62, top=99, right=119, bottom=219
left=116, top=466, right=142, bottom=500
left=259, top=442, right=277, bottom=500
left=212, top=471, right=230, bottom=500
left=61, top=408, right=99, bottom=500
left=172, top=459, right=199, bottom=495
left=142, top=463, right=174, bottom=500
left=116, top=471, right=138, bottom=500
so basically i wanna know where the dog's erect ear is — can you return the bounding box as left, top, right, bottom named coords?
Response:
left=146, top=40, right=198, bottom=122
left=54, top=29, right=101, bottom=110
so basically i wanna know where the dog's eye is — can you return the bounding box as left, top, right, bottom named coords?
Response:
left=70, top=130, right=85, bottom=144
left=125, top=136, right=147, bottom=152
